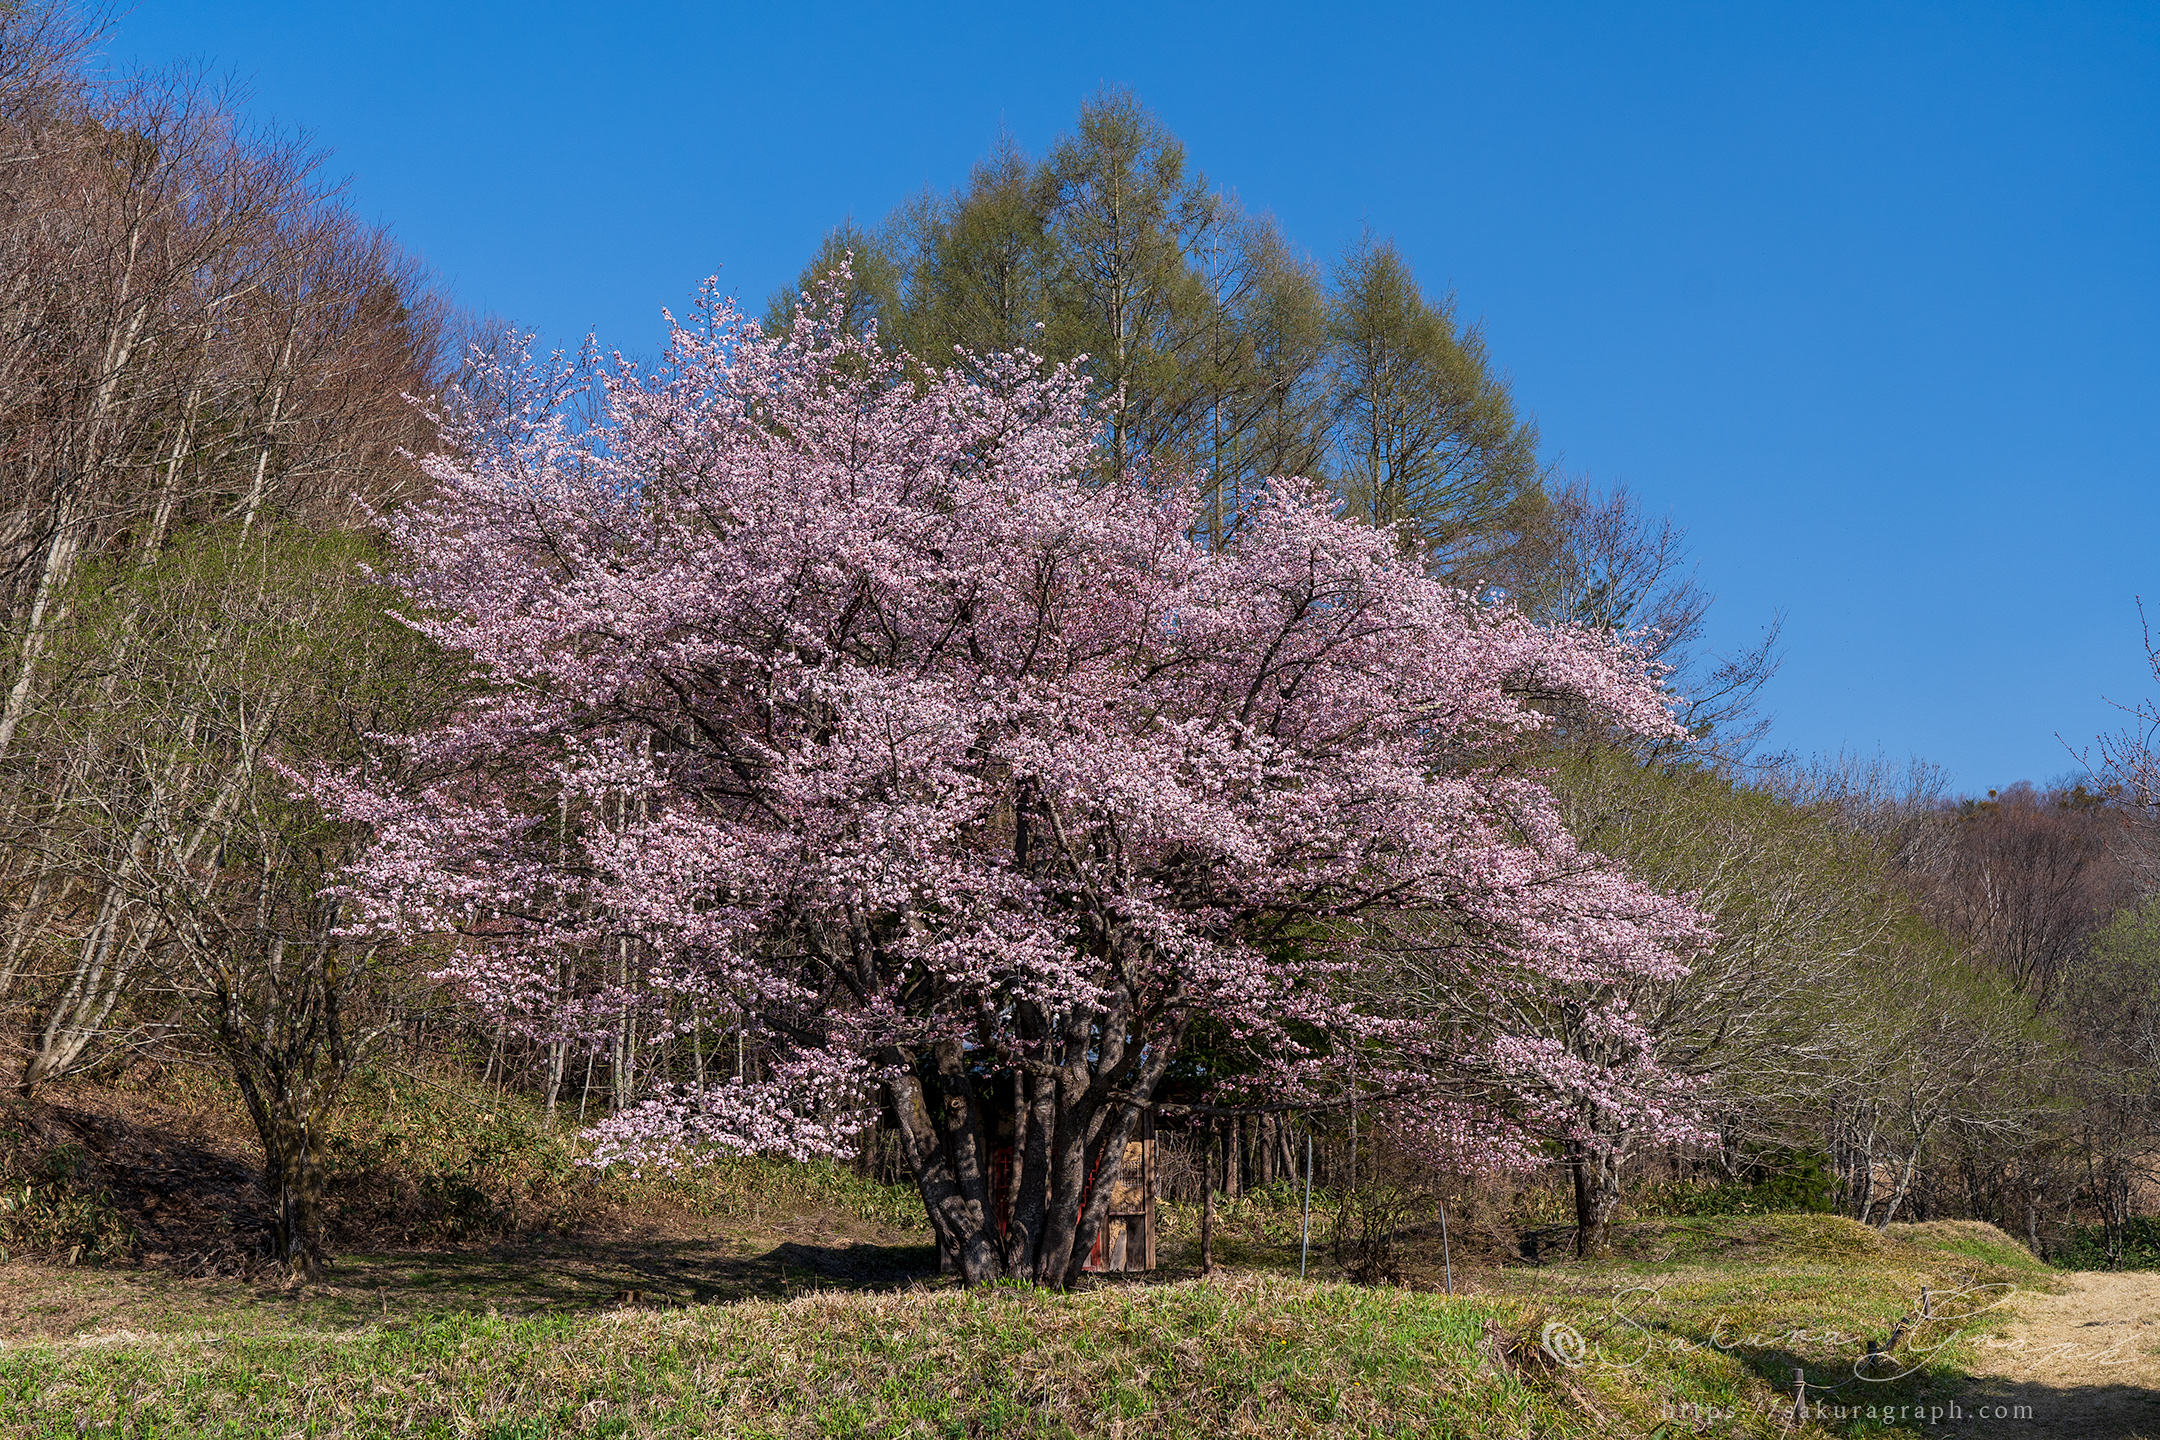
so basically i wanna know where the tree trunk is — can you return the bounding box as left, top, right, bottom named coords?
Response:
left=0, top=497, right=81, bottom=762
left=544, top=1036, right=567, bottom=1124
left=1201, top=1143, right=1217, bottom=1275
left=881, top=999, right=1178, bottom=1288
left=1006, top=1064, right=1055, bottom=1277
left=257, top=1105, right=326, bottom=1280
left=1568, top=1137, right=1624, bottom=1258
left=1875, top=1145, right=1922, bottom=1229
left=882, top=1056, right=999, bottom=1285
left=20, top=888, right=153, bottom=1096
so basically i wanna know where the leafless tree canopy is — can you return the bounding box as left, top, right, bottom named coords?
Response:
left=0, top=3, right=449, bottom=1276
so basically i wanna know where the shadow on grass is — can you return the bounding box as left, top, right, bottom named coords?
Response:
left=317, top=1235, right=941, bottom=1321
left=1712, top=1348, right=2160, bottom=1438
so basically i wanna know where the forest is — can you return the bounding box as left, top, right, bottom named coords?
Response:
left=3, top=0, right=2158, bottom=1322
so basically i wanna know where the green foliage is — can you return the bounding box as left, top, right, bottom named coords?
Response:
left=2053, top=1218, right=2160, bottom=1271
left=777, top=90, right=1542, bottom=571
left=763, top=218, right=910, bottom=346
left=1328, top=233, right=1542, bottom=573
left=1654, top=1150, right=1836, bottom=1219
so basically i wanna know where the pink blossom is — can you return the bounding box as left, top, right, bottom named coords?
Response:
left=311, top=271, right=1712, bottom=1283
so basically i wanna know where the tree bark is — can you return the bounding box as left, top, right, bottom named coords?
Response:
left=1568, top=1136, right=1624, bottom=1258
left=249, top=1095, right=326, bottom=1280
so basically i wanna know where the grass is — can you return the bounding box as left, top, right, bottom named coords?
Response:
left=1144, top=1202, right=2062, bottom=1438
left=1496, top=1214, right=2057, bottom=1438
left=0, top=1203, right=2071, bottom=1439
left=0, top=1275, right=1580, bottom=1439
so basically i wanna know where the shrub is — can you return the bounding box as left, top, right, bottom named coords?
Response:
left=1636, top=1148, right=1835, bottom=1219
left=0, top=1142, right=132, bottom=1264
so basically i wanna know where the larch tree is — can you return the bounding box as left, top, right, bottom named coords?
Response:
left=911, top=134, right=1054, bottom=357
left=1327, top=235, right=1543, bottom=581
left=314, top=276, right=1710, bottom=1286
left=781, top=93, right=1335, bottom=545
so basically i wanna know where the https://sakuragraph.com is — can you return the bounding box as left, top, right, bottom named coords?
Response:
left=1659, top=1398, right=2034, bottom=1427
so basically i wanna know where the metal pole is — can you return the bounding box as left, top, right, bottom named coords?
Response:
left=1439, top=1200, right=1453, bottom=1296
left=1300, top=1129, right=1313, bottom=1280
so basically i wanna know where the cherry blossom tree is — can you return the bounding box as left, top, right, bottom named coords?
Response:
left=315, top=276, right=1711, bottom=1285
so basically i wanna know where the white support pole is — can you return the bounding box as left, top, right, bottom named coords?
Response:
left=1300, top=1129, right=1313, bottom=1280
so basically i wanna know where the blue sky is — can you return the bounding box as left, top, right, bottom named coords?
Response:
left=118, top=3, right=2158, bottom=794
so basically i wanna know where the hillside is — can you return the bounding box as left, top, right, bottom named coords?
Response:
left=0, top=1073, right=2127, bottom=1439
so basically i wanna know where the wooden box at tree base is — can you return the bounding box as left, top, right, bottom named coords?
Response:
left=1082, top=1114, right=1157, bottom=1273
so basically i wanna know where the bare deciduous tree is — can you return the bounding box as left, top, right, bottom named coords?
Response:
left=0, top=1, right=445, bottom=1100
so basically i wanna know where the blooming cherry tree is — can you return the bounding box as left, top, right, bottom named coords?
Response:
left=319, top=279, right=1710, bottom=1284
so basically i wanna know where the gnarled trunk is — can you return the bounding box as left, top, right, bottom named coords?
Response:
left=212, top=933, right=364, bottom=1282
left=243, top=1092, right=326, bottom=1280
left=883, top=991, right=1181, bottom=1287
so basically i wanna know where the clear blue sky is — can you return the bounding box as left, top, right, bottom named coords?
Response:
left=117, top=3, right=2158, bottom=796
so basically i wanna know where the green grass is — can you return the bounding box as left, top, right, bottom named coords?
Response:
left=0, top=1276, right=1581, bottom=1439
left=0, top=1207, right=2070, bottom=1439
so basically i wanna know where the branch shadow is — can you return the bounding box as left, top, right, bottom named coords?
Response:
left=315, top=1235, right=942, bottom=1321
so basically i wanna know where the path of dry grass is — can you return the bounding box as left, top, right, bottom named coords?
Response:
left=1945, top=1269, right=2160, bottom=1439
